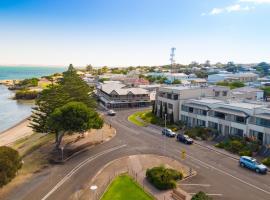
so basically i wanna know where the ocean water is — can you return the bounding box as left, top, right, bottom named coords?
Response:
left=0, top=66, right=66, bottom=133
left=0, top=66, right=66, bottom=80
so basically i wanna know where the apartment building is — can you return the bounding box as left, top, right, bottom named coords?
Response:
left=208, top=72, right=259, bottom=83
left=154, top=85, right=230, bottom=123
left=97, top=82, right=151, bottom=109
left=180, top=98, right=270, bottom=145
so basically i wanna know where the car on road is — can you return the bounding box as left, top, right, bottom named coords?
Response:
left=239, top=156, right=268, bottom=174
left=176, top=134, right=193, bottom=145
left=162, top=128, right=176, bottom=137
left=107, top=110, right=116, bottom=116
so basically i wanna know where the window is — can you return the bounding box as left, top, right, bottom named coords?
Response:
left=188, top=107, right=194, bottom=113
left=214, top=112, right=225, bottom=119
left=235, top=116, right=245, bottom=124
left=202, top=110, right=207, bottom=116
left=222, top=91, right=228, bottom=96
left=215, top=91, right=220, bottom=97
left=168, top=103, right=173, bottom=109
left=167, top=93, right=172, bottom=99
left=173, top=94, right=179, bottom=100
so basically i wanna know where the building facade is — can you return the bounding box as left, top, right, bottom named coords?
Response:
left=154, top=85, right=230, bottom=123
left=180, top=99, right=270, bottom=145
left=97, top=82, right=151, bottom=109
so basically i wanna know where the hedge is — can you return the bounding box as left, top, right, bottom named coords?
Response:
left=0, top=146, right=22, bottom=187
left=146, top=166, right=182, bottom=190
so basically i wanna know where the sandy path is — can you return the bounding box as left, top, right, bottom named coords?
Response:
left=0, top=119, right=33, bottom=146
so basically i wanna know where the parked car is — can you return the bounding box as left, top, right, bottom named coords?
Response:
left=239, top=156, right=268, bottom=174
left=177, top=134, right=193, bottom=145
left=107, top=110, right=116, bottom=116
left=162, top=128, right=176, bottom=137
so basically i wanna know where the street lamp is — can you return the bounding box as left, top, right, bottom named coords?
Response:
left=60, top=146, right=64, bottom=161
left=90, top=185, right=98, bottom=200
left=164, top=113, right=167, bottom=156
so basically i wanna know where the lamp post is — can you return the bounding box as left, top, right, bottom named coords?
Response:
left=164, top=113, right=167, bottom=156
left=90, top=185, right=98, bottom=200
left=60, top=146, right=64, bottom=161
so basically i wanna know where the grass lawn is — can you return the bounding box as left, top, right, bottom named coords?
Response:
left=101, top=175, right=154, bottom=200
left=128, top=110, right=149, bottom=126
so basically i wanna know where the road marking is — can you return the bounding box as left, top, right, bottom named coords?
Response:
left=189, top=193, right=223, bottom=196
left=41, top=144, right=127, bottom=200
left=186, top=154, right=270, bottom=195
left=180, top=183, right=211, bottom=187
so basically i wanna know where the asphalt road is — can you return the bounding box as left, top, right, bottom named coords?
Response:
left=5, top=109, right=270, bottom=200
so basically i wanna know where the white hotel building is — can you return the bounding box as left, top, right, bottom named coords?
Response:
left=180, top=99, right=270, bottom=145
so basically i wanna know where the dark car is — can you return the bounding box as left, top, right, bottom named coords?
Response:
left=162, top=128, right=176, bottom=137
left=177, top=134, right=193, bottom=145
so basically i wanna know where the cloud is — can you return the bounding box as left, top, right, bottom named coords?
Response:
left=204, top=4, right=252, bottom=16
left=210, top=8, right=224, bottom=15
left=239, top=0, right=270, bottom=3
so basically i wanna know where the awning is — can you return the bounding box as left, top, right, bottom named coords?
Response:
left=213, top=107, right=248, bottom=117
left=255, top=113, right=270, bottom=120
left=183, top=102, right=210, bottom=110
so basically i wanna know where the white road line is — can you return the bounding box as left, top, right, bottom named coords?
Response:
left=189, top=193, right=223, bottom=196
left=186, top=154, right=270, bottom=195
left=180, top=183, right=211, bottom=187
left=41, top=144, right=127, bottom=200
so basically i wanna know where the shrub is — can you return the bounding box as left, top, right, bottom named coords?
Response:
left=15, top=89, right=38, bottom=100
left=185, top=127, right=211, bottom=140
left=0, top=146, right=22, bottom=187
left=192, top=191, right=212, bottom=200
left=239, top=150, right=252, bottom=156
left=262, top=157, right=270, bottom=167
left=215, top=142, right=224, bottom=149
left=146, top=166, right=182, bottom=190
left=230, top=140, right=244, bottom=153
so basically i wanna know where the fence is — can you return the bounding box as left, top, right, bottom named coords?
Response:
left=92, top=167, right=157, bottom=200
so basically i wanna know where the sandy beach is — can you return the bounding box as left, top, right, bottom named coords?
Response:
left=0, top=118, right=33, bottom=146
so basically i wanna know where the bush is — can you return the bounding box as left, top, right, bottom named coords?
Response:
left=15, top=89, right=39, bottom=100
left=230, top=140, right=244, bottom=153
left=192, top=191, right=212, bottom=200
left=239, top=150, right=252, bottom=156
left=18, top=78, right=39, bottom=87
left=185, top=127, right=211, bottom=140
left=146, top=166, right=182, bottom=190
left=0, top=146, right=22, bottom=187
left=262, top=157, right=270, bottom=167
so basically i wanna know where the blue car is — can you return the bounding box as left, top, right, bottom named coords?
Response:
left=239, top=156, right=268, bottom=174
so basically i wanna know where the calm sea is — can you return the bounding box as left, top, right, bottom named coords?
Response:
left=0, top=66, right=66, bottom=133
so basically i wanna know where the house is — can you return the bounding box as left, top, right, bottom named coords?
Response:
left=208, top=72, right=259, bottom=83
left=231, top=87, right=264, bottom=101
left=180, top=98, right=270, bottom=145
left=97, top=82, right=151, bottom=109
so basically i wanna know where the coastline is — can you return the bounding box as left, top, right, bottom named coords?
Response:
left=0, top=117, right=33, bottom=146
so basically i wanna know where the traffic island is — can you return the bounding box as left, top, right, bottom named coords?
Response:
left=74, top=154, right=196, bottom=200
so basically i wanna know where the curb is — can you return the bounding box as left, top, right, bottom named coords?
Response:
left=194, top=141, right=239, bottom=161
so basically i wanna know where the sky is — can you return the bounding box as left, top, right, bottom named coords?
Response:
left=0, top=0, right=270, bottom=67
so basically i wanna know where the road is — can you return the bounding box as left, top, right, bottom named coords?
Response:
left=4, top=109, right=270, bottom=200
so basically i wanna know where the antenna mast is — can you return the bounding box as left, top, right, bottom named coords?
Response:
left=170, top=47, right=176, bottom=73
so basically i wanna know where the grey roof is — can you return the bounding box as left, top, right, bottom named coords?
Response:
left=101, top=83, right=149, bottom=95
left=213, top=107, right=248, bottom=117
left=231, top=87, right=263, bottom=93
left=183, top=102, right=210, bottom=110
left=255, top=113, right=270, bottom=120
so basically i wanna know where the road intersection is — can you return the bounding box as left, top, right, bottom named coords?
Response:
left=5, top=109, right=270, bottom=200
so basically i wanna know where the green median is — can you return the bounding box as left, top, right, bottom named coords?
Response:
left=101, top=174, right=154, bottom=200
left=128, top=111, right=149, bottom=127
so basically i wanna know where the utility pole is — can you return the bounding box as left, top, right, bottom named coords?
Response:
left=164, top=113, right=167, bottom=156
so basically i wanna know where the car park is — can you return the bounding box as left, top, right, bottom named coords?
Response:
left=107, top=110, right=116, bottom=116
left=239, top=156, right=268, bottom=174
left=177, top=134, right=193, bottom=145
left=162, top=128, right=176, bottom=137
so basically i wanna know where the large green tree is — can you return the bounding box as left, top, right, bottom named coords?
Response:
left=30, top=64, right=96, bottom=133
left=48, top=102, right=103, bottom=149
left=0, top=146, right=22, bottom=187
